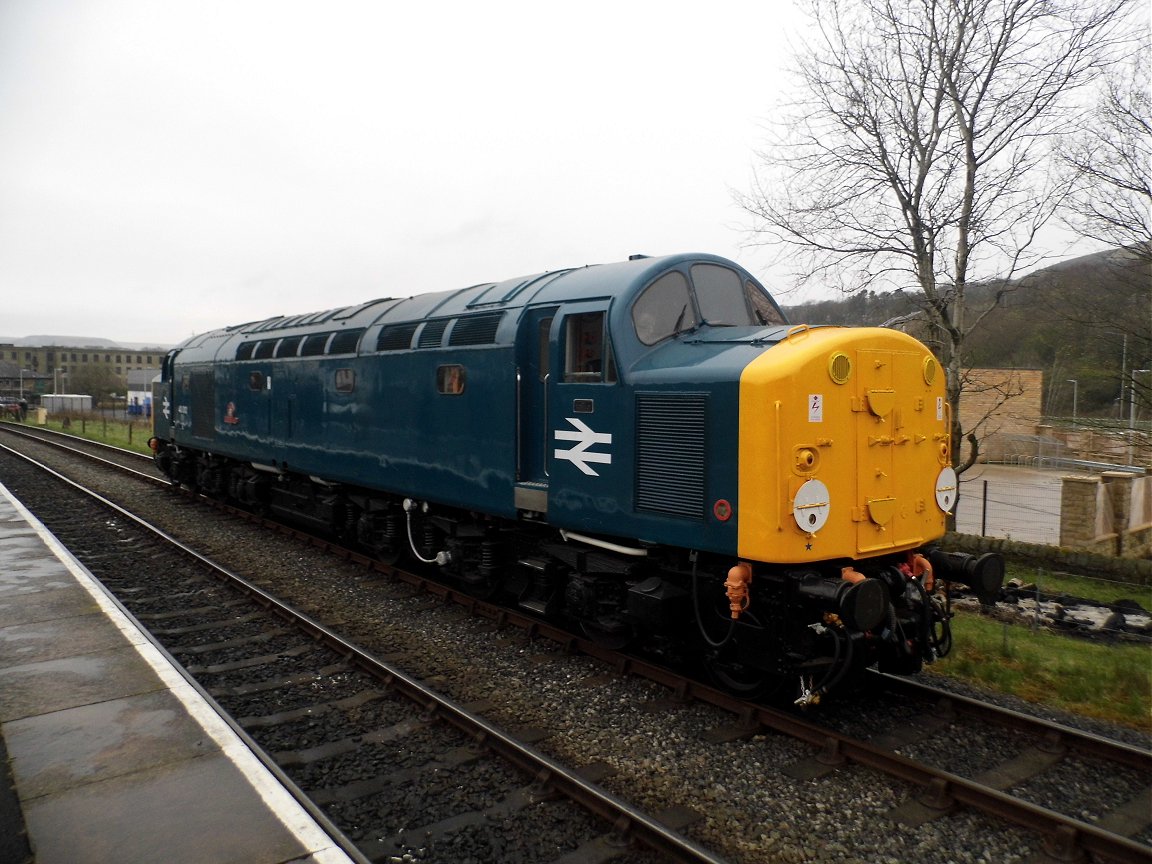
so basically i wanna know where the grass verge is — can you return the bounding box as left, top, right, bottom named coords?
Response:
left=1003, top=562, right=1152, bottom=607
left=7, top=416, right=154, bottom=455
left=928, top=610, right=1151, bottom=731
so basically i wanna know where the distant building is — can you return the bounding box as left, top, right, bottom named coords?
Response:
left=959, top=367, right=1044, bottom=462
left=126, top=369, right=157, bottom=417
left=0, top=343, right=165, bottom=396
left=0, top=359, right=51, bottom=400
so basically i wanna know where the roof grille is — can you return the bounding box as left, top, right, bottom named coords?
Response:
left=418, top=319, right=451, bottom=348
left=449, top=312, right=504, bottom=346
left=327, top=328, right=364, bottom=355
left=376, top=323, right=418, bottom=352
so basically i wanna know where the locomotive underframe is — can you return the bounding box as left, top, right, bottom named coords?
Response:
left=155, top=442, right=986, bottom=703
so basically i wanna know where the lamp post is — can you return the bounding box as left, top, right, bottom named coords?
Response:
left=18, top=369, right=30, bottom=399
left=1067, top=379, right=1078, bottom=428
left=1131, top=370, right=1151, bottom=428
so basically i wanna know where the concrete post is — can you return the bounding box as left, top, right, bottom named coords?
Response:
left=1102, top=471, right=1135, bottom=556
left=1060, top=475, right=1103, bottom=549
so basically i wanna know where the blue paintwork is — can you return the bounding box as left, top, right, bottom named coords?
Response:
left=162, top=253, right=790, bottom=556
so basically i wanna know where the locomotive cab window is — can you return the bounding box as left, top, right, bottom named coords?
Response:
left=632, top=271, right=697, bottom=345
left=689, top=263, right=788, bottom=327
left=746, top=280, right=787, bottom=326
left=564, top=312, right=616, bottom=383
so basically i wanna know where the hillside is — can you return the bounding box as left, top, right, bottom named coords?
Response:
left=0, top=335, right=172, bottom=351
left=782, top=246, right=1151, bottom=418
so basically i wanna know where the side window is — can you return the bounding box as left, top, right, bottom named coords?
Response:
left=746, top=280, right=788, bottom=326
left=632, top=272, right=697, bottom=345
left=437, top=365, right=465, bottom=395
left=564, top=312, right=616, bottom=383
left=334, top=369, right=355, bottom=393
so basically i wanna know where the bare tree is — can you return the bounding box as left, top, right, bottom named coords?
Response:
left=741, top=0, right=1137, bottom=470
left=1058, top=45, right=1152, bottom=416
left=1060, top=44, right=1151, bottom=258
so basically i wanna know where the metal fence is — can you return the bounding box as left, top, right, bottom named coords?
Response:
left=954, top=464, right=1068, bottom=545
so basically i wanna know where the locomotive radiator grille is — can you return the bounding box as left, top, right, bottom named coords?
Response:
left=635, top=393, right=707, bottom=519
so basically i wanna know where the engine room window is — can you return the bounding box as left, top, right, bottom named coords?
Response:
left=437, top=364, right=465, bottom=395
left=248, top=371, right=265, bottom=391
left=632, top=272, right=697, bottom=345
left=564, top=312, right=616, bottom=382
left=334, top=368, right=355, bottom=393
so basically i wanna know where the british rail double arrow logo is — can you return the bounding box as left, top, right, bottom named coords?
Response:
left=554, top=418, right=613, bottom=476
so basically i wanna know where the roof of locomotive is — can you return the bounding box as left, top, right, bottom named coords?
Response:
left=171, top=252, right=765, bottom=361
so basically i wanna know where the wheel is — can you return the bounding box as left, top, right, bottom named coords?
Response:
left=700, top=610, right=786, bottom=700
left=581, top=617, right=633, bottom=650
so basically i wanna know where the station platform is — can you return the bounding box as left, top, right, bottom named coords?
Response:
left=0, top=483, right=356, bottom=864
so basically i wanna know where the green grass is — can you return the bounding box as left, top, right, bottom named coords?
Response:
left=1004, top=562, right=1152, bottom=608
left=929, top=610, right=1152, bottom=731
left=6, top=416, right=155, bottom=455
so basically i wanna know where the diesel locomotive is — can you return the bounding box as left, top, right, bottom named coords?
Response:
left=150, top=253, right=1003, bottom=703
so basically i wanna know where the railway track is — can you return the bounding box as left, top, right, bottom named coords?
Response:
left=0, top=437, right=708, bottom=863
left=2, top=422, right=1150, bottom=863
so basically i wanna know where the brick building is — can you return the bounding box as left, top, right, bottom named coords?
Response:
left=0, top=343, right=166, bottom=396
left=957, top=368, right=1044, bottom=460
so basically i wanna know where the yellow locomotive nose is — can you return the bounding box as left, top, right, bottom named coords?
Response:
left=736, top=326, right=950, bottom=565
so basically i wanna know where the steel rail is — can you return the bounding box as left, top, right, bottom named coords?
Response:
left=873, top=670, right=1152, bottom=773
left=0, top=442, right=731, bottom=864
left=5, top=432, right=1150, bottom=862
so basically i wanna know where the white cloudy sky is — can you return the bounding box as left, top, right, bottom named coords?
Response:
left=0, top=1, right=1107, bottom=348
left=1, top=0, right=816, bottom=346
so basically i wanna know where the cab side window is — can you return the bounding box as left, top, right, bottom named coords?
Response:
left=746, top=280, right=787, bottom=326
left=564, top=312, right=617, bottom=383
left=632, top=271, right=697, bottom=345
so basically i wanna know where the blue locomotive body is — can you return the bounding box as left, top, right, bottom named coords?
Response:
left=151, top=252, right=1000, bottom=702
left=155, top=254, right=761, bottom=554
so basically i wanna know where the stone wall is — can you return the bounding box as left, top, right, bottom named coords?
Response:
left=1059, top=472, right=1152, bottom=558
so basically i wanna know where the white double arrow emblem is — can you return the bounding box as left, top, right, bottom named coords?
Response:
left=554, top=417, right=613, bottom=476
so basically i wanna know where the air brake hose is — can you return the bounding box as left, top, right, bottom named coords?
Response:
left=691, top=554, right=738, bottom=648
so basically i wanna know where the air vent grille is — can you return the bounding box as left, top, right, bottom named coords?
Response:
left=376, top=323, right=419, bottom=352
left=449, top=312, right=504, bottom=346
left=635, top=393, right=707, bottom=519
left=418, top=319, right=451, bottom=348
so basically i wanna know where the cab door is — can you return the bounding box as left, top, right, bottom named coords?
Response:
left=544, top=303, right=627, bottom=531
left=515, top=305, right=558, bottom=508
left=151, top=350, right=179, bottom=441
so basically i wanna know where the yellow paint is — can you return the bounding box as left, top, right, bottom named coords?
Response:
left=737, top=326, right=949, bottom=564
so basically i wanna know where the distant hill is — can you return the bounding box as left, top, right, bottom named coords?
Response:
left=783, top=245, right=1151, bottom=417
left=0, top=335, right=171, bottom=351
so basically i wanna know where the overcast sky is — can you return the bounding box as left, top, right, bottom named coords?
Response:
left=0, top=2, right=1108, bottom=349
left=0, top=1, right=821, bottom=346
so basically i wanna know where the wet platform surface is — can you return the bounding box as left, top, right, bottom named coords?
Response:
left=0, top=482, right=354, bottom=864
